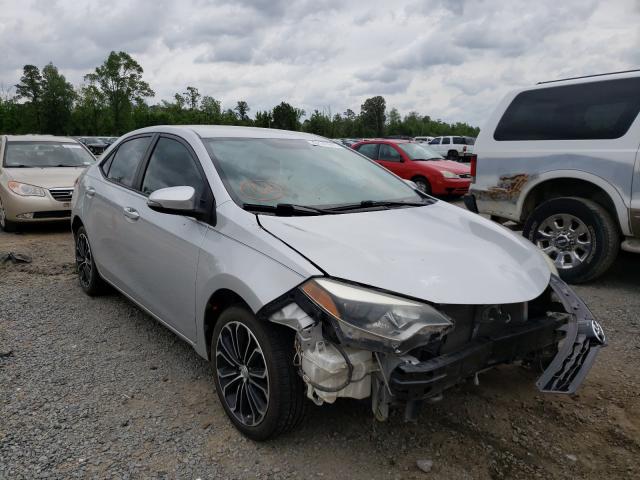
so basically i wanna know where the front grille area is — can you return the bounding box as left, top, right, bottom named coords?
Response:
left=33, top=210, right=71, bottom=219
left=49, top=188, right=73, bottom=202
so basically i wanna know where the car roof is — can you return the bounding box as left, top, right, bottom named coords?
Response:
left=125, top=125, right=327, bottom=141
left=522, top=69, right=640, bottom=93
left=4, top=134, right=78, bottom=143
left=358, top=138, right=411, bottom=144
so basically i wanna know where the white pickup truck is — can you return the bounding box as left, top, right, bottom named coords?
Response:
left=428, top=136, right=475, bottom=160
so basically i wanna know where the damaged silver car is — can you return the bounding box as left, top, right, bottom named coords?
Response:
left=71, top=126, right=605, bottom=440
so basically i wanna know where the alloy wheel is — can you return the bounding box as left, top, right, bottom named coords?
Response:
left=215, top=321, right=270, bottom=427
left=75, top=233, right=93, bottom=288
left=535, top=213, right=593, bottom=269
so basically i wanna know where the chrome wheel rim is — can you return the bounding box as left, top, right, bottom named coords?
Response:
left=75, top=233, right=93, bottom=288
left=535, top=214, right=593, bottom=270
left=215, top=321, right=269, bottom=427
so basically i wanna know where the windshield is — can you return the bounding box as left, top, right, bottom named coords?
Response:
left=204, top=138, right=424, bottom=208
left=3, top=142, right=96, bottom=168
left=397, top=143, right=443, bottom=160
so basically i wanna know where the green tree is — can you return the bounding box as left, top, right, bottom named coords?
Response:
left=85, top=51, right=154, bottom=133
left=200, top=96, right=222, bottom=124
left=303, top=109, right=332, bottom=136
left=183, top=86, right=201, bottom=110
left=360, top=96, right=386, bottom=137
left=234, top=100, right=251, bottom=123
left=254, top=110, right=272, bottom=128
left=386, top=107, right=402, bottom=135
left=15, top=65, right=43, bottom=132
left=72, top=82, right=106, bottom=135
left=272, top=102, right=304, bottom=131
left=40, top=63, right=75, bottom=135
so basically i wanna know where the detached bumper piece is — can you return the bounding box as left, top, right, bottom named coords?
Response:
left=389, top=316, right=564, bottom=402
left=536, top=275, right=607, bottom=394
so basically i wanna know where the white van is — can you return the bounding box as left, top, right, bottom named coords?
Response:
left=466, top=70, right=640, bottom=283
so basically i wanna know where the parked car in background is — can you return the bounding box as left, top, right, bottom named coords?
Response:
left=429, top=136, right=475, bottom=160
left=76, top=137, right=109, bottom=156
left=414, top=136, right=434, bottom=143
left=466, top=70, right=640, bottom=283
left=72, top=125, right=604, bottom=440
left=0, top=135, right=95, bottom=232
left=352, top=139, right=471, bottom=195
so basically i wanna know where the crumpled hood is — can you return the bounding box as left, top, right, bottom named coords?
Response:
left=259, top=202, right=550, bottom=305
left=4, top=167, right=86, bottom=189
left=425, top=160, right=471, bottom=174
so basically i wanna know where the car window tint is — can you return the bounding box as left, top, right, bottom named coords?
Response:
left=429, top=138, right=440, bottom=145
left=379, top=144, right=402, bottom=162
left=442, top=137, right=451, bottom=144
left=356, top=143, right=379, bottom=160
left=107, top=137, right=151, bottom=187
left=141, top=137, right=205, bottom=198
left=453, top=137, right=465, bottom=144
left=494, top=77, right=640, bottom=141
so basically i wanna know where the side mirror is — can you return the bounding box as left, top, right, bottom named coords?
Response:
left=404, top=179, right=418, bottom=189
left=147, top=186, right=199, bottom=217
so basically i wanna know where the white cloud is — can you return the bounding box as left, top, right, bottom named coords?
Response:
left=1, top=0, right=638, bottom=126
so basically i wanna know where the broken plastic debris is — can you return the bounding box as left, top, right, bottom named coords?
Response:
left=0, top=252, right=32, bottom=264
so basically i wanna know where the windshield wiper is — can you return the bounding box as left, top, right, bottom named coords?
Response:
left=242, top=203, right=338, bottom=216
left=328, top=199, right=432, bottom=211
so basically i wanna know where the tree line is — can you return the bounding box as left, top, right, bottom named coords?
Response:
left=0, top=51, right=480, bottom=138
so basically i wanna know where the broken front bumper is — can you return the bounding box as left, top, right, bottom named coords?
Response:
left=388, top=275, right=606, bottom=404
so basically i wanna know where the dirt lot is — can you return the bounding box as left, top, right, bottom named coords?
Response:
left=1, top=224, right=639, bottom=479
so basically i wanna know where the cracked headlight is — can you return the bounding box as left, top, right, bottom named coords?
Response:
left=300, top=278, right=453, bottom=354
left=8, top=181, right=45, bottom=197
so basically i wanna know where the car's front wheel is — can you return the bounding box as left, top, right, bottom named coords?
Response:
left=411, top=176, right=432, bottom=195
left=523, top=197, right=619, bottom=283
left=0, top=196, right=17, bottom=232
left=75, top=226, right=107, bottom=295
left=212, top=306, right=306, bottom=440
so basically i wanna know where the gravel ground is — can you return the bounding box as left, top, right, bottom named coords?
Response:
left=1, top=223, right=639, bottom=479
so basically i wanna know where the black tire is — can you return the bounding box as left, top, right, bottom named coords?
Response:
left=0, top=196, right=17, bottom=232
left=74, top=226, right=107, bottom=296
left=447, top=150, right=459, bottom=160
left=411, top=176, right=432, bottom=195
left=523, top=197, right=619, bottom=283
left=212, top=306, right=306, bottom=440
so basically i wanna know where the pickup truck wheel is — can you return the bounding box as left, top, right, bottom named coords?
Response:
left=411, top=177, right=431, bottom=195
left=74, top=226, right=107, bottom=295
left=523, top=197, right=619, bottom=283
left=447, top=150, right=459, bottom=160
left=212, top=306, right=306, bottom=440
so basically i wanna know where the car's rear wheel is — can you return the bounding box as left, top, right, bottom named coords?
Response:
left=523, top=197, right=619, bottom=283
left=74, top=226, right=107, bottom=295
left=411, top=176, right=432, bottom=195
left=212, top=306, right=306, bottom=440
left=0, top=196, right=17, bottom=233
left=447, top=150, right=459, bottom=160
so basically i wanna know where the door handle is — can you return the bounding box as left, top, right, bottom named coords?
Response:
left=123, top=207, right=140, bottom=221
left=86, top=187, right=96, bottom=198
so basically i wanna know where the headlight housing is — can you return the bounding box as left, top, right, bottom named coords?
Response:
left=441, top=171, right=459, bottom=179
left=300, top=278, right=453, bottom=354
left=8, top=181, right=45, bottom=197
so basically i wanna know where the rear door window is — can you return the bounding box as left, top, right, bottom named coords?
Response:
left=378, top=144, right=403, bottom=162
left=356, top=143, right=379, bottom=160
left=105, top=136, right=151, bottom=187
left=494, top=77, right=640, bottom=141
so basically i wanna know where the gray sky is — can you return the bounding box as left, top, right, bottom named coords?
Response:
left=1, top=0, right=638, bottom=127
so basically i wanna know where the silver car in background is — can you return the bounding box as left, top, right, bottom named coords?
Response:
left=71, top=126, right=605, bottom=440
